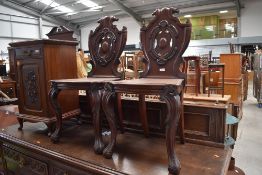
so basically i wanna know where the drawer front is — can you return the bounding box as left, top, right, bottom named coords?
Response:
left=15, top=47, right=43, bottom=59
left=2, top=146, right=48, bottom=175
left=50, top=162, right=93, bottom=175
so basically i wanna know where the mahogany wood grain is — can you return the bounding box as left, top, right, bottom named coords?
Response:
left=0, top=122, right=232, bottom=175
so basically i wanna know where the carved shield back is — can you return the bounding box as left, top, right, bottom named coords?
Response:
left=88, top=16, right=127, bottom=78
left=140, top=7, right=191, bottom=79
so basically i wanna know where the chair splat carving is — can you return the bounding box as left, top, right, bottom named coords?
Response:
left=88, top=16, right=127, bottom=78
left=140, top=7, right=191, bottom=79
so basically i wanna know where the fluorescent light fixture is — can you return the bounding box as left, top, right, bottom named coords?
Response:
left=77, top=0, right=99, bottom=7
left=184, top=15, right=192, bottom=18
left=36, top=0, right=73, bottom=13
left=220, top=10, right=228, bottom=14
left=55, top=6, right=73, bottom=13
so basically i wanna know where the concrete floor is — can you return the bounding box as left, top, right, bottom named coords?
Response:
left=233, top=83, right=262, bottom=175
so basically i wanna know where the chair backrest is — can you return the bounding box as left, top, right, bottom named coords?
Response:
left=140, top=7, right=191, bottom=79
left=88, top=16, right=127, bottom=78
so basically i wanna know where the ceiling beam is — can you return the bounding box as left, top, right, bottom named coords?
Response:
left=106, top=0, right=143, bottom=26
left=44, top=0, right=80, bottom=13
left=0, top=0, right=80, bottom=35
left=22, top=0, right=37, bottom=6
left=40, top=0, right=55, bottom=14
left=69, top=9, right=122, bottom=23
left=78, top=10, right=132, bottom=27
left=235, top=0, right=241, bottom=17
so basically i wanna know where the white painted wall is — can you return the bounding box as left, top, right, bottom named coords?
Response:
left=240, top=0, right=262, bottom=37
left=0, top=4, right=80, bottom=55
left=80, top=17, right=140, bottom=50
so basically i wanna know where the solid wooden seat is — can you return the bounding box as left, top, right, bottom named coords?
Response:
left=102, top=7, right=191, bottom=175
left=49, top=16, right=127, bottom=154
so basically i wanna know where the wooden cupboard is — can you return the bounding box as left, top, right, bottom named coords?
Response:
left=220, top=53, right=243, bottom=118
left=8, top=39, right=79, bottom=128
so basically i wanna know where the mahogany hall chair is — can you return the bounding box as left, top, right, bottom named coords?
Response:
left=49, top=16, right=127, bottom=154
left=101, top=7, right=191, bottom=175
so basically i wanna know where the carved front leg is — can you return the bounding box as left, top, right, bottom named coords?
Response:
left=17, top=118, right=24, bottom=130
left=101, top=83, right=117, bottom=159
left=87, top=86, right=105, bottom=154
left=179, top=91, right=185, bottom=144
left=49, top=82, right=62, bottom=143
left=160, top=85, right=182, bottom=175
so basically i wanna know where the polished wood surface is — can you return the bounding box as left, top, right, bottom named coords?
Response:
left=101, top=8, right=191, bottom=175
left=0, top=122, right=232, bottom=175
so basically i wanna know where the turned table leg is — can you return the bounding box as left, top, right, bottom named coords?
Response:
left=49, top=82, right=62, bottom=143
left=87, top=86, right=105, bottom=154
left=101, top=83, right=117, bottom=159
left=161, top=85, right=182, bottom=175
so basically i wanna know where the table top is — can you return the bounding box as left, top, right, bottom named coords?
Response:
left=51, top=77, right=120, bottom=83
left=0, top=122, right=231, bottom=175
left=184, top=94, right=231, bottom=102
left=111, top=78, right=184, bottom=86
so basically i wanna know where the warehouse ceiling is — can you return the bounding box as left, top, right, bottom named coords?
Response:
left=0, top=0, right=245, bottom=30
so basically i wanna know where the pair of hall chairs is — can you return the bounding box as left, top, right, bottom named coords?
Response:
left=49, top=7, right=191, bottom=175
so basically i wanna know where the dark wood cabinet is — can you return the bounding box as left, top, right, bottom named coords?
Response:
left=8, top=39, right=79, bottom=126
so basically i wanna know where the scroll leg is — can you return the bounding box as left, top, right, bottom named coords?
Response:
left=17, top=118, right=24, bottom=130
left=87, top=88, right=105, bottom=154
left=161, top=86, right=182, bottom=175
left=102, top=83, right=117, bottom=159
left=49, top=82, right=62, bottom=143
left=179, top=92, right=185, bottom=144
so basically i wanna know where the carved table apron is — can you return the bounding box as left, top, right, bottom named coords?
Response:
left=49, top=77, right=119, bottom=154
left=102, top=78, right=184, bottom=175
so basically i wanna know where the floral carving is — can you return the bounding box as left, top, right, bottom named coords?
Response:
left=25, top=70, right=38, bottom=104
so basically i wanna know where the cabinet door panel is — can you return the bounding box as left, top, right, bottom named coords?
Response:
left=16, top=59, right=48, bottom=117
left=2, top=146, right=48, bottom=175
